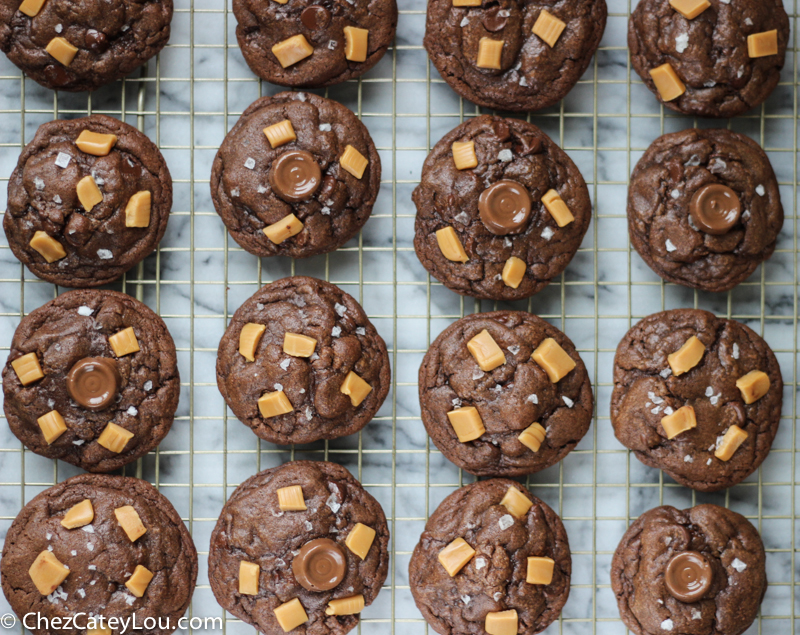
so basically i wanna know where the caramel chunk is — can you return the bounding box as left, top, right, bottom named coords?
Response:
left=61, top=499, right=94, bottom=529
left=12, top=352, right=44, bottom=385
left=29, top=550, right=70, bottom=595
left=343, top=26, right=368, bottom=62
left=263, top=119, right=297, bottom=148
left=526, top=557, right=555, bottom=585
left=485, top=610, right=518, bottom=635
left=660, top=405, right=696, bottom=440
left=75, top=130, right=118, bottom=156
left=264, top=213, right=304, bottom=244
left=283, top=332, right=317, bottom=358
left=649, top=63, right=686, bottom=102
left=277, top=485, right=307, bottom=511
left=77, top=175, right=103, bottom=212
left=87, top=628, right=111, bottom=635
left=452, top=141, right=478, bottom=170
left=272, top=0, right=288, bottom=4
left=258, top=390, right=293, bottom=418
left=46, top=37, right=78, bottom=66
left=340, top=144, right=369, bottom=179
left=438, top=537, right=475, bottom=577
left=19, top=0, right=46, bottom=17
left=736, top=370, right=770, bottom=404
left=239, top=560, right=260, bottom=595
left=532, top=338, right=576, bottom=383
left=37, top=410, right=67, bottom=445
left=326, top=595, right=365, bottom=616
left=748, top=30, right=778, bottom=58
left=467, top=329, right=506, bottom=371
left=109, top=327, right=140, bottom=357
left=669, top=0, right=710, bottom=19
left=346, top=522, right=376, bottom=560
left=274, top=598, right=308, bottom=633
left=114, top=505, right=146, bottom=542
left=668, top=335, right=705, bottom=376
left=97, top=422, right=134, bottom=453
left=125, top=565, right=153, bottom=598
left=447, top=406, right=485, bottom=443
left=435, top=226, right=469, bottom=263
left=476, top=37, right=503, bottom=70
left=518, top=422, right=546, bottom=452
left=500, top=486, right=532, bottom=518
left=340, top=371, right=372, bottom=407
left=502, top=256, right=526, bottom=289
left=239, top=323, right=266, bottom=362
left=532, top=10, right=565, bottom=48
left=125, top=191, right=151, bottom=228
left=715, top=425, right=748, bottom=461
left=452, top=0, right=481, bottom=5
left=541, top=189, right=575, bottom=227
left=272, top=34, right=314, bottom=68
left=30, top=231, right=66, bottom=263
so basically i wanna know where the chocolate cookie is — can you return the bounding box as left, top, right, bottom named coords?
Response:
left=210, top=92, right=380, bottom=259
left=628, top=128, right=783, bottom=292
left=2, top=289, right=180, bottom=473
left=611, top=504, right=766, bottom=635
left=629, top=0, right=789, bottom=118
left=419, top=311, right=593, bottom=476
left=1, top=474, right=197, bottom=635
left=208, top=461, right=389, bottom=635
left=4, top=115, right=172, bottom=288
left=216, top=276, right=390, bottom=445
left=409, top=479, right=571, bottom=635
left=424, top=0, right=606, bottom=112
left=413, top=116, right=591, bottom=301
left=612, top=309, right=782, bottom=492
left=233, top=0, right=397, bottom=87
left=0, top=0, right=172, bottom=92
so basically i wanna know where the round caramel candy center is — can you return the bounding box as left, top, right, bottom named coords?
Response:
left=689, top=184, right=742, bottom=236
left=664, top=551, right=713, bottom=603
left=301, top=5, right=332, bottom=30
left=292, top=538, right=346, bottom=592
left=66, top=357, right=121, bottom=411
left=269, top=150, right=322, bottom=203
left=478, top=180, right=532, bottom=235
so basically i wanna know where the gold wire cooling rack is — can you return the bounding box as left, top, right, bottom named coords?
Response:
left=0, top=0, right=798, bottom=634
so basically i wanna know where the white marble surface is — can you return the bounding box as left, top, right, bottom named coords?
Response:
left=0, top=0, right=798, bottom=633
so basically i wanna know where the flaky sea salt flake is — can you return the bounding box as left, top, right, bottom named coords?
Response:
left=55, top=152, right=71, bottom=168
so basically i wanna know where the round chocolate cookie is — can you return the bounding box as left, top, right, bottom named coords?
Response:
left=208, top=461, right=389, bottom=635
left=424, top=0, right=607, bottom=112
left=413, top=116, right=591, bottom=301
left=611, top=504, right=766, bottom=635
left=409, top=479, right=571, bottom=635
left=1, top=474, right=197, bottom=635
left=233, top=0, right=397, bottom=87
left=210, top=92, right=381, bottom=259
left=628, top=128, right=782, bottom=292
left=216, top=276, right=390, bottom=445
left=2, top=289, right=180, bottom=473
left=4, top=114, right=172, bottom=288
left=629, top=0, right=789, bottom=118
left=611, top=309, right=782, bottom=492
left=419, top=311, right=593, bottom=476
left=0, top=0, right=172, bottom=92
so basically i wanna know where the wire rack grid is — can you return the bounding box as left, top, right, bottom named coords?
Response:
left=0, top=0, right=798, bottom=634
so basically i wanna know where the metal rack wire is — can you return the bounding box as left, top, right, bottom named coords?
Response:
left=0, top=0, right=797, bottom=633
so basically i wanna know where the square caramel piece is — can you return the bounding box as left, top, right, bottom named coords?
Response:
left=477, top=37, right=503, bottom=70
left=541, top=189, right=575, bottom=227
left=12, top=352, right=44, bottom=385
left=239, top=323, right=266, bottom=362
left=19, top=0, right=47, bottom=17
left=736, top=370, right=770, bottom=404
left=340, top=145, right=369, bottom=179
left=38, top=410, right=67, bottom=445
left=748, top=30, right=778, bottom=58
left=76, top=130, right=118, bottom=156
left=447, top=406, right=485, bottom=443
left=277, top=485, right=306, bottom=511
left=438, top=537, right=475, bottom=577
left=526, top=557, right=555, bottom=585
left=436, top=226, right=469, bottom=263
left=715, top=425, right=748, bottom=461
left=264, top=213, right=304, bottom=244
left=77, top=175, right=103, bottom=212
left=97, top=422, right=134, bottom=453
left=284, top=332, right=317, bottom=358
left=29, top=550, right=70, bottom=595
left=343, top=26, right=368, bottom=63
left=325, top=595, right=365, bottom=616
left=467, top=329, right=506, bottom=372
left=485, top=610, right=518, bottom=635
left=649, top=63, right=686, bottom=102
left=115, top=505, right=147, bottom=542
left=258, top=390, right=293, bottom=419
left=668, top=335, right=705, bottom=376
left=109, top=326, right=140, bottom=357
left=340, top=371, right=372, bottom=407
left=272, top=34, right=313, bottom=69
left=125, top=191, right=151, bottom=228
left=452, top=141, right=478, bottom=170
left=263, top=119, right=297, bottom=148
left=518, top=422, right=546, bottom=453
left=274, top=598, right=308, bottom=633
left=346, top=523, right=376, bottom=559
left=532, top=10, right=566, bottom=48
left=661, top=405, right=696, bottom=440
left=239, top=560, right=260, bottom=595
left=452, top=0, right=481, bottom=5
left=30, top=231, right=66, bottom=263
left=532, top=338, right=575, bottom=383
left=502, top=256, right=526, bottom=289
left=500, top=486, right=532, bottom=518
left=125, top=565, right=153, bottom=598
left=61, top=499, right=94, bottom=529
left=46, top=37, right=78, bottom=66
left=669, top=0, right=710, bottom=19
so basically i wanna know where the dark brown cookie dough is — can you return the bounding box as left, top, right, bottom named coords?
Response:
left=0, top=0, right=172, bottom=92
left=629, top=0, right=789, bottom=118
left=409, top=479, right=571, bottom=635
left=628, top=128, right=783, bottom=292
left=1, top=474, right=197, bottom=635
left=2, top=289, right=180, bottom=473
left=611, top=309, right=782, bottom=492
left=216, top=276, right=390, bottom=445
left=4, top=115, right=172, bottom=288
left=611, top=504, right=766, bottom=635
left=419, top=311, right=593, bottom=477
left=413, top=116, right=591, bottom=301
left=210, top=92, right=381, bottom=259
left=233, top=0, right=397, bottom=87
left=425, top=0, right=606, bottom=112
left=208, top=461, right=390, bottom=635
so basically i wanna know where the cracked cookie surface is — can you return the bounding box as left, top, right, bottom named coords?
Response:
left=611, top=309, right=782, bottom=492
